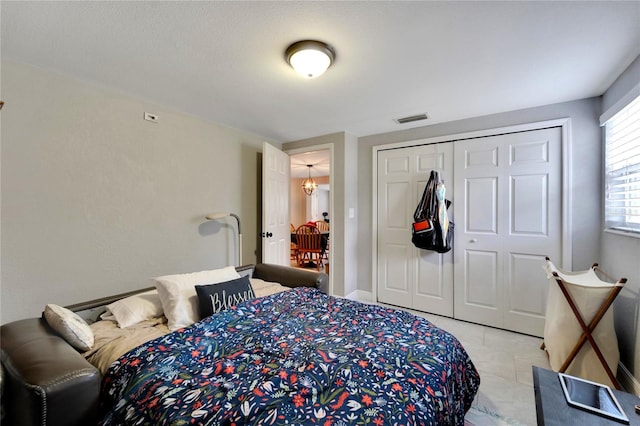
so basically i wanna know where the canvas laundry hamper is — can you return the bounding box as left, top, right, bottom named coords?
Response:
left=542, top=258, right=626, bottom=389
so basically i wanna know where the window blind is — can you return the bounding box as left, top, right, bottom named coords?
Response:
left=604, top=94, right=640, bottom=233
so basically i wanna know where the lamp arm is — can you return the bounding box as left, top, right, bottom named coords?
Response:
left=229, top=213, right=242, bottom=265
left=229, top=213, right=241, bottom=235
left=205, top=212, right=242, bottom=266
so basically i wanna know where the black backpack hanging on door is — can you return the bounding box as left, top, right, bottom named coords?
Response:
left=411, top=170, right=454, bottom=253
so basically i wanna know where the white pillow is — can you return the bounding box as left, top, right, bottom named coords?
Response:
left=100, top=290, right=163, bottom=328
left=154, top=266, right=241, bottom=330
left=250, top=278, right=291, bottom=298
left=44, top=304, right=94, bottom=351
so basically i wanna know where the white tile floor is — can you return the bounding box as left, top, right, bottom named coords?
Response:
left=403, top=309, right=550, bottom=425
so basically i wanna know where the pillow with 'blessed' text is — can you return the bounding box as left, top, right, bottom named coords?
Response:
left=195, top=275, right=255, bottom=318
left=154, top=266, right=241, bottom=330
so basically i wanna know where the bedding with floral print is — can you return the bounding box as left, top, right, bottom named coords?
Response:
left=100, top=287, right=479, bottom=425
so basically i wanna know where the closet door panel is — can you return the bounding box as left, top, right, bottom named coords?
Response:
left=464, top=250, right=500, bottom=308
left=510, top=174, right=548, bottom=236
left=454, top=127, right=562, bottom=336
left=454, top=137, right=504, bottom=326
left=503, top=128, right=562, bottom=335
left=377, top=152, right=415, bottom=307
left=505, top=253, right=547, bottom=335
left=466, top=177, right=499, bottom=234
left=377, top=143, right=454, bottom=316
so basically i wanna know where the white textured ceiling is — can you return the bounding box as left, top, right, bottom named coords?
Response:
left=2, top=1, right=639, bottom=142
left=290, top=150, right=330, bottom=178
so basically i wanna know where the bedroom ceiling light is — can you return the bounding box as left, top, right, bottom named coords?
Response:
left=285, top=40, right=335, bottom=79
left=302, top=165, right=318, bottom=195
left=205, top=212, right=242, bottom=266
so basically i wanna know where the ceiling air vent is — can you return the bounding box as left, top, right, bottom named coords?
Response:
left=394, top=113, right=429, bottom=124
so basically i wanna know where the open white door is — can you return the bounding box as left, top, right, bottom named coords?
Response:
left=262, top=142, right=290, bottom=265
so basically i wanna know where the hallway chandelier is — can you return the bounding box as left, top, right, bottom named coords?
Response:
left=302, top=164, right=318, bottom=196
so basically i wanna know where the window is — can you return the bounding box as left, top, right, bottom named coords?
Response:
left=603, top=94, right=640, bottom=234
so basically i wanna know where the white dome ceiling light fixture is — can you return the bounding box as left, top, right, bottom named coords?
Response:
left=285, top=40, right=335, bottom=79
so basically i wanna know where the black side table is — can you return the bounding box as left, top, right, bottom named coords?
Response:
left=533, top=366, right=640, bottom=425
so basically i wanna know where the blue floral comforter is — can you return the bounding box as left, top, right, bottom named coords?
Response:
left=101, top=287, right=479, bottom=425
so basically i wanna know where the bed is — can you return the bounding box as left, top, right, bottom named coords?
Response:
left=1, top=263, right=479, bottom=426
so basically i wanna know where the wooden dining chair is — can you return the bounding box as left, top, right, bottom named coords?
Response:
left=290, top=224, right=298, bottom=261
left=315, top=221, right=329, bottom=232
left=295, top=224, right=323, bottom=270
left=290, top=243, right=298, bottom=261
left=314, top=221, right=330, bottom=262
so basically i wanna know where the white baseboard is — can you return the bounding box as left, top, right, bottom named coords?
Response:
left=344, top=290, right=374, bottom=303
left=618, top=362, right=640, bottom=395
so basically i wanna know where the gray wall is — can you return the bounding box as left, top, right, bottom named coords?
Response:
left=600, top=55, right=640, bottom=386
left=1, top=60, right=278, bottom=323
left=343, top=132, right=359, bottom=297
left=290, top=175, right=329, bottom=227
left=284, top=132, right=359, bottom=297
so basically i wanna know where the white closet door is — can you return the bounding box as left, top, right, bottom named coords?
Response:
left=453, top=127, right=562, bottom=336
left=377, top=143, right=454, bottom=316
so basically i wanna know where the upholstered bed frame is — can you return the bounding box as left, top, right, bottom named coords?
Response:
left=0, top=263, right=328, bottom=426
